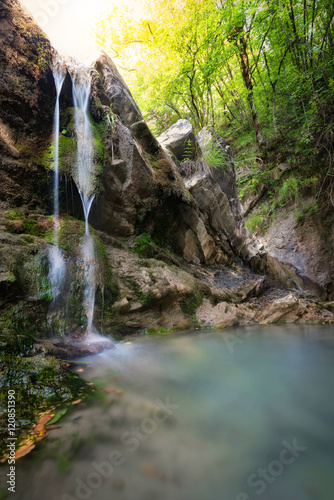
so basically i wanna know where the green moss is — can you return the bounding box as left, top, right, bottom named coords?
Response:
left=133, top=233, right=152, bottom=256
left=22, top=218, right=39, bottom=236
left=44, top=135, right=76, bottom=175
left=46, top=217, right=85, bottom=254
left=90, top=116, right=108, bottom=172
left=0, top=316, right=37, bottom=357
left=180, top=288, right=204, bottom=316
left=127, top=278, right=157, bottom=307
left=145, top=327, right=172, bottom=335
left=133, top=232, right=181, bottom=266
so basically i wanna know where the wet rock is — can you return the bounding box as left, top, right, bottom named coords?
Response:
left=0, top=0, right=53, bottom=208
left=39, top=338, right=114, bottom=359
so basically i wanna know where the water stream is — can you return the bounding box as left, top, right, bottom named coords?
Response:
left=8, top=325, right=334, bottom=500
left=71, top=66, right=98, bottom=335
left=48, top=62, right=66, bottom=299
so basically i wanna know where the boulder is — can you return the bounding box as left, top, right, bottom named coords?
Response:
left=196, top=298, right=256, bottom=328
left=157, top=119, right=197, bottom=161
left=257, top=211, right=334, bottom=299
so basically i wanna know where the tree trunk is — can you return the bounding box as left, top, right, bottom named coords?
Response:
left=237, top=33, right=265, bottom=148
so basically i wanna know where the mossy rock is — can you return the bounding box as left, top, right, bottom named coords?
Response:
left=180, top=287, right=204, bottom=316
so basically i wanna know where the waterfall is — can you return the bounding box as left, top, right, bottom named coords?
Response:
left=72, top=69, right=95, bottom=197
left=72, top=67, right=97, bottom=334
left=49, top=62, right=66, bottom=299
left=48, top=60, right=110, bottom=344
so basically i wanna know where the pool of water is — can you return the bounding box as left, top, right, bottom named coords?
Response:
left=3, top=324, right=334, bottom=500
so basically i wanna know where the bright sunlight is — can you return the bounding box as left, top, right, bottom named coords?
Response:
left=20, top=0, right=146, bottom=62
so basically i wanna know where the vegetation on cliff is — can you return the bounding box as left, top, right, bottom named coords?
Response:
left=95, top=0, right=334, bottom=222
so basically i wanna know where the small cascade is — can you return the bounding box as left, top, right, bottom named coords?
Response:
left=49, top=60, right=66, bottom=299
left=79, top=189, right=95, bottom=236
left=71, top=66, right=98, bottom=334
left=79, top=189, right=96, bottom=333
left=72, top=68, right=96, bottom=197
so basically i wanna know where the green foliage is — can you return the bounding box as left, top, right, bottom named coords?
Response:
left=95, top=0, right=334, bottom=207
left=295, top=199, right=319, bottom=220
left=245, top=213, right=264, bottom=234
left=204, top=145, right=228, bottom=170
left=134, top=233, right=152, bottom=255
left=279, top=177, right=300, bottom=204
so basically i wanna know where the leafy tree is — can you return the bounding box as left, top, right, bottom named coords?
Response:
left=95, top=0, right=334, bottom=205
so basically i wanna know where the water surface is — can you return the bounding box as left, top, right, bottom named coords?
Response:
left=4, top=325, right=334, bottom=500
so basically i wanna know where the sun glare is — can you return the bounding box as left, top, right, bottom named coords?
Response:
left=20, top=0, right=146, bottom=63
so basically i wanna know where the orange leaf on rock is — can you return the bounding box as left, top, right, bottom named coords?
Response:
left=15, top=440, right=35, bottom=460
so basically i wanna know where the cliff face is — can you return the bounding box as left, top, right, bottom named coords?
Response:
left=0, top=0, right=332, bottom=340
left=0, top=0, right=54, bottom=207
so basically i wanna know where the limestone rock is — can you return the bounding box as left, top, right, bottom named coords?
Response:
left=257, top=211, right=334, bottom=299
left=186, top=173, right=236, bottom=240
left=196, top=298, right=256, bottom=328
left=157, top=119, right=197, bottom=161
left=258, top=293, right=333, bottom=324
left=196, top=126, right=242, bottom=222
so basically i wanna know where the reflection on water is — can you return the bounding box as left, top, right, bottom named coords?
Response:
left=4, top=325, right=334, bottom=500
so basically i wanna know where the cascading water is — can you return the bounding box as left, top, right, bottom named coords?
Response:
left=71, top=67, right=97, bottom=334
left=49, top=61, right=66, bottom=299
left=48, top=59, right=111, bottom=345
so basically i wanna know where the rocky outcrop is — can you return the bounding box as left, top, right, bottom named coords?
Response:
left=196, top=126, right=242, bottom=222
left=258, top=292, right=333, bottom=324
left=87, top=53, right=245, bottom=267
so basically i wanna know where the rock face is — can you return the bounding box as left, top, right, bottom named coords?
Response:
left=0, top=0, right=54, bottom=208
left=88, top=53, right=243, bottom=267
left=257, top=211, right=334, bottom=299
